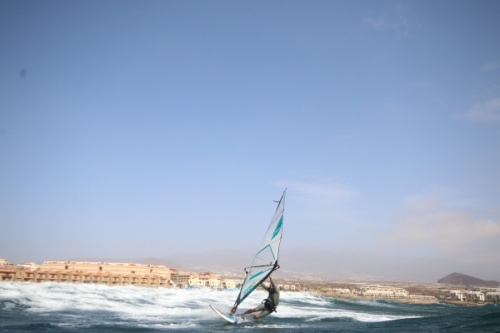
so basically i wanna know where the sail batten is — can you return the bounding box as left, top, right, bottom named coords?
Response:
left=233, top=190, right=286, bottom=309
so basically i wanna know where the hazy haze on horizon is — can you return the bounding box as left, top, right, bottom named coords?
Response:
left=1, top=0, right=500, bottom=281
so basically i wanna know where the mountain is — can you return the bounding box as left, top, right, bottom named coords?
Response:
left=437, top=272, right=500, bottom=287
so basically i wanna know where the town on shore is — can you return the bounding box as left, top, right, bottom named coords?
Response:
left=1, top=258, right=499, bottom=306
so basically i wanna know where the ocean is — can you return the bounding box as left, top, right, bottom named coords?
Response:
left=1, top=282, right=499, bottom=332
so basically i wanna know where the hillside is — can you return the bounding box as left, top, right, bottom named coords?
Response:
left=437, top=272, right=499, bottom=287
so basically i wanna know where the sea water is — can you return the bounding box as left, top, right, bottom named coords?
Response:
left=1, top=282, right=499, bottom=332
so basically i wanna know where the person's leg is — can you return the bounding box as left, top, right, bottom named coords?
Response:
left=243, top=304, right=265, bottom=316
left=254, top=308, right=271, bottom=320
left=242, top=307, right=257, bottom=316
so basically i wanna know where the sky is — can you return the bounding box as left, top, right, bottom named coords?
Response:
left=1, top=0, right=500, bottom=280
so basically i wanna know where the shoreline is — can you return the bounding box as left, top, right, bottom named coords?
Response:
left=2, top=259, right=498, bottom=306
left=317, top=292, right=490, bottom=306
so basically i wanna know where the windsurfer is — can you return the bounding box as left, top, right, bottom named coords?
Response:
left=231, top=275, right=280, bottom=319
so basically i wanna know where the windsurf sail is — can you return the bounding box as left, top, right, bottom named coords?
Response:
left=232, top=189, right=286, bottom=310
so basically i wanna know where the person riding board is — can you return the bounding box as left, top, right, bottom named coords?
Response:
left=230, top=274, right=280, bottom=320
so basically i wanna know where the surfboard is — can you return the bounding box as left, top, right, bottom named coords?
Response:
left=209, top=304, right=243, bottom=324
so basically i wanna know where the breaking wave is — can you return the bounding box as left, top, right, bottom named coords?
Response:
left=1, top=282, right=498, bottom=332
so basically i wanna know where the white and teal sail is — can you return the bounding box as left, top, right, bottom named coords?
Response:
left=232, top=190, right=286, bottom=310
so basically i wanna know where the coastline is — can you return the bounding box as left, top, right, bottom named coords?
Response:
left=2, top=259, right=498, bottom=307
left=317, top=291, right=489, bottom=306
left=318, top=292, right=437, bottom=304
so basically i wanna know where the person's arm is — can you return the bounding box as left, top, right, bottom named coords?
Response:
left=269, top=277, right=277, bottom=290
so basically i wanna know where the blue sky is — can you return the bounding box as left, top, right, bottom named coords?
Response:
left=1, top=1, right=500, bottom=279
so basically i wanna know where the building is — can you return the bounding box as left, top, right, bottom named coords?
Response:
left=221, top=279, right=238, bottom=289
left=485, top=291, right=500, bottom=301
left=321, top=287, right=351, bottom=294
left=170, top=270, right=193, bottom=288
left=450, top=290, right=464, bottom=301
left=40, top=261, right=172, bottom=278
left=466, top=290, right=485, bottom=302
left=0, top=260, right=173, bottom=287
left=356, top=285, right=409, bottom=298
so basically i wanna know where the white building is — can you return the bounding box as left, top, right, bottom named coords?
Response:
left=356, top=285, right=409, bottom=298
left=486, top=291, right=500, bottom=301
left=450, top=290, right=464, bottom=301
left=466, top=291, right=485, bottom=302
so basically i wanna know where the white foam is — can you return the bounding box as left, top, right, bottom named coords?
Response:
left=0, top=282, right=421, bottom=325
